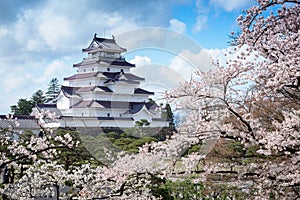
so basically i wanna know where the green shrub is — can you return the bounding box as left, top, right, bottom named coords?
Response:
left=151, top=179, right=246, bottom=199
left=106, top=132, right=120, bottom=139
left=187, top=143, right=202, bottom=155
left=112, top=136, right=157, bottom=153
left=228, top=141, right=244, bottom=154
left=113, top=137, right=135, bottom=149
left=127, top=137, right=157, bottom=152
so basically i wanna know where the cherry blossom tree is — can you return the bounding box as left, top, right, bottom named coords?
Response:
left=168, top=0, right=300, bottom=198
left=0, top=112, right=96, bottom=199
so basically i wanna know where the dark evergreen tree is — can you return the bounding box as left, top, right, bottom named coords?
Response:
left=46, top=78, right=60, bottom=103
left=31, top=90, right=46, bottom=105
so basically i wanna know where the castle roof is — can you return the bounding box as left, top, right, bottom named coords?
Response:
left=64, top=72, right=100, bottom=81
left=71, top=100, right=158, bottom=114
left=102, top=72, right=144, bottom=83
left=97, top=117, right=133, bottom=121
left=134, top=88, right=154, bottom=95
left=0, top=115, right=40, bottom=129
left=76, top=86, right=112, bottom=93
left=72, top=100, right=131, bottom=109
left=124, top=102, right=158, bottom=114
left=35, top=104, right=63, bottom=117
left=122, top=73, right=145, bottom=81
left=59, top=85, right=152, bottom=101
left=59, top=86, right=112, bottom=98
left=59, top=86, right=77, bottom=98
left=104, top=79, right=140, bottom=85
left=82, top=34, right=126, bottom=53
left=73, top=59, right=135, bottom=68
left=64, top=71, right=143, bottom=83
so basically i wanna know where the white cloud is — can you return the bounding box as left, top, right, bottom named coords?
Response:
left=196, top=0, right=210, bottom=15
left=117, top=28, right=174, bottom=53
left=13, top=9, right=45, bottom=51
left=44, top=60, right=69, bottom=77
left=132, top=64, right=185, bottom=91
left=192, top=0, right=209, bottom=33
left=33, top=59, right=76, bottom=88
left=130, top=49, right=215, bottom=94
left=130, top=56, right=185, bottom=94
left=3, top=71, right=33, bottom=93
left=206, top=48, right=230, bottom=65
left=0, top=69, right=41, bottom=114
left=209, top=0, right=254, bottom=12
left=193, top=15, right=208, bottom=33
left=129, top=56, right=151, bottom=67
left=207, top=45, right=263, bottom=67
left=117, top=27, right=205, bottom=57
left=0, top=27, right=8, bottom=37
left=169, top=19, right=186, bottom=33
left=130, top=50, right=215, bottom=98
left=169, top=55, right=194, bottom=81
left=38, top=15, right=74, bottom=51
left=169, top=49, right=214, bottom=80
left=8, top=0, right=173, bottom=53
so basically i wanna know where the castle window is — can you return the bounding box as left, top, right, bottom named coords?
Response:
left=92, top=68, right=94, bottom=71
left=107, top=113, right=110, bottom=117
left=84, top=69, right=86, bottom=72
left=107, top=68, right=110, bottom=71
left=89, top=82, right=91, bottom=85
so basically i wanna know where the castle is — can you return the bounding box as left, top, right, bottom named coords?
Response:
left=33, top=34, right=169, bottom=128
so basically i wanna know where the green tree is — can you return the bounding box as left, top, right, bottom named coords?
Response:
left=163, top=103, right=175, bottom=129
left=46, top=78, right=60, bottom=103
left=10, top=90, right=46, bottom=115
left=135, top=119, right=150, bottom=127
left=10, top=98, right=33, bottom=115
left=31, top=90, right=46, bottom=105
left=148, top=98, right=156, bottom=104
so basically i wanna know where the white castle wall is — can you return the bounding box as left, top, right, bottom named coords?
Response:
left=59, top=117, right=168, bottom=128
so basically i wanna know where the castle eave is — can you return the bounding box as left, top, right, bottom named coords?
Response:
left=134, top=88, right=154, bottom=95
left=64, top=72, right=100, bottom=80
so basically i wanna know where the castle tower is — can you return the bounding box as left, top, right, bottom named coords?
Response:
left=51, top=34, right=168, bottom=128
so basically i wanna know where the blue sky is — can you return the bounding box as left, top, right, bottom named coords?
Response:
left=0, top=0, right=256, bottom=114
